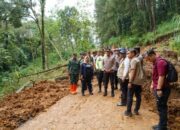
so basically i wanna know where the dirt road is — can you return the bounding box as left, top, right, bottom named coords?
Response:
left=16, top=82, right=158, bottom=130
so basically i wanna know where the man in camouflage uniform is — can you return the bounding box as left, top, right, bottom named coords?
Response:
left=68, top=53, right=80, bottom=94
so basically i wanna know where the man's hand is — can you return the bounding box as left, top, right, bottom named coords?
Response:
left=157, top=90, right=163, bottom=97
left=128, top=83, right=132, bottom=88
left=80, top=75, right=83, bottom=80
left=150, top=84, right=154, bottom=93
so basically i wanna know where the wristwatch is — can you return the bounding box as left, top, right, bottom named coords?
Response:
left=156, top=89, right=162, bottom=91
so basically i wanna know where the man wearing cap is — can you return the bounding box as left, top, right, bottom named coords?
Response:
left=103, top=49, right=115, bottom=97
left=145, top=49, right=170, bottom=130
left=124, top=48, right=143, bottom=116
left=117, top=48, right=130, bottom=106
left=95, top=50, right=104, bottom=93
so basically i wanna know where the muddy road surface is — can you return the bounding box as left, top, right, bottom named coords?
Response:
left=16, top=81, right=158, bottom=130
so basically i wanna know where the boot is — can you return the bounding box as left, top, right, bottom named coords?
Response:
left=70, top=84, right=73, bottom=94
left=98, top=85, right=101, bottom=93
left=103, top=87, right=107, bottom=96
left=73, top=84, right=77, bottom=94
left=111, top=90, right=115, bottom=97
left=111, top=86, right=115, bottom=97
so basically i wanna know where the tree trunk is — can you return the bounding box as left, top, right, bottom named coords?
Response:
left=151, top=0, right=156, bottom=31
left=146, top=0, right=156, bottom=31
left=41, top=0, right=47, bottom=70
left=4, top=19, right=8, bottom=49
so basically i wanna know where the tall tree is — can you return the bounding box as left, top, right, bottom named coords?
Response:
left=25, top=0, right=47, bottom=70
left=40, top=0, right=46, bottom=69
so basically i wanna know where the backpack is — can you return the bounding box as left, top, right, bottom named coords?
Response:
left=158, top=59, right=178, bottom=83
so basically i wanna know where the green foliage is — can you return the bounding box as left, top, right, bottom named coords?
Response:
left=104, top=16, right=180, bottom=48
left=0, top=47, right=12, bottom=71
left=0, top=1, right=95, bottom=97
left=95, top=0, right=180, bottom=45
left=170, top=36, right=180, bottom=54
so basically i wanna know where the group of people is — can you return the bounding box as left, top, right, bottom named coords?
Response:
left=68, top=47, right=171, bottom=130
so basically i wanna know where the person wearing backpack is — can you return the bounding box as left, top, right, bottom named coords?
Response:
left=81, top=56, right=94, bottom=96
left=145, top=49, right=173, bottom=130
left=68, top=53, right=80, bottom=94
left=124, top=48, right=145, bottom=117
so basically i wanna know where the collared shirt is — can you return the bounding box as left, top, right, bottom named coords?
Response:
left=152, top=57, right=168, bottom=89
left=95, top=56, right=104, bottom=71
left=129, top=57, right=142, bottom=85
left=103, top=55, right=115, bottom=72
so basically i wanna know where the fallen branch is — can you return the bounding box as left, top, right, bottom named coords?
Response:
left=19, top=64, right=67, bottom=79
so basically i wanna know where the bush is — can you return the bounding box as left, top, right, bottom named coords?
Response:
left=170, top=36, right=180, bottom=54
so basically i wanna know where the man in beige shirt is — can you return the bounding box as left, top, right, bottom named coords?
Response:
left=103, top=49, right=115, bottom=97
left=124, top=48, right=143, bottom=117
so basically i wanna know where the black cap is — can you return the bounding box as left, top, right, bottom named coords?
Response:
left=146, top=48, right=156, bottom=56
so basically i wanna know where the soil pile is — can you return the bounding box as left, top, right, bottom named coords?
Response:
left=0, top=79, right=69, bottom=130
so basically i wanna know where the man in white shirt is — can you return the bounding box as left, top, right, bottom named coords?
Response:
left=117, top=48, right=130, bottom=106
left=95, top=50, right=104, bottom=93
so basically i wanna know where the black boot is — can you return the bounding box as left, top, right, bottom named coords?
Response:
left=103, top=87, right=107, bottom=96
left=98, top=85, right=102, bottom=93
left=111, top=86, right=115, bottom=97
left=111, top=90, right=115, bottom=97
left=82, top=92, right=85, bottom=96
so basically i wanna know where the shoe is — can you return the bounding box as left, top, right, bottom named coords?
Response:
left=124, top=111, right=132, bottom=117
left=103, top=89, right=107, bottom=96
left=153, top=126, right=168, bottom=130
left=152, top=125, right=159, bottom=130
left=72, top=84, right=77, bottom=94
left=70, top=85, right=73, bottom=94
left=103, top=92, right=107, bottom=96
left=90, top=92, right=93, bottom=95
left=111, top=90, right=115, bottom=97
left=117, top=102, right=126, bottom=106
left=134, top=110, right=139, bottom=115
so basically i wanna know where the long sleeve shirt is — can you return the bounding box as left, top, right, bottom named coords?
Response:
left=81, top=63, right=94, bottom=79
left=95, top=56, right=104, bottom=71
left=68, top=59, right=80, bottom=74
left=103, top=55, right=115, bottom=72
